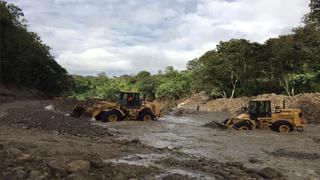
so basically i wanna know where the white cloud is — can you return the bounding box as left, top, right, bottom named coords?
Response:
left=57, top=48, right=130, bottom=75
left=10, top=0, right=310, bottom=75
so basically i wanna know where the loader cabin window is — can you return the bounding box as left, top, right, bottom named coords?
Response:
left=248, top=101, right=271, bottom=120
left=119, top=92, right=141, bottom=107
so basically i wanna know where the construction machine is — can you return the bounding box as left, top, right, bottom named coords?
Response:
left=216, top=99, right=306, bottom=132
left=71, top=91, right=163, bottom=122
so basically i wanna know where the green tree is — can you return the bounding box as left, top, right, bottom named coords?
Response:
left=305, top=0, right=320, bottom=24
left=0, top=1, right=71, bottom=96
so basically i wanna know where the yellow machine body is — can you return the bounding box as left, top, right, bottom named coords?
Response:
left=72, top=91, right=163, bottom=122
left=219, top=99, right=306, bottom=132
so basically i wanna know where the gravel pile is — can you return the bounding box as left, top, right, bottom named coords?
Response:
left=180, top=93, right=320, bottom=123
left=295, top=93, right=320, bottom=124
left=0, top=106, right=112, bottom=138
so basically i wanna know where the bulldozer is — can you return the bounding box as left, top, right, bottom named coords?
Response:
left=71, top=91, right=163, bottom=122
left=216, top=99, right=306, bottom=132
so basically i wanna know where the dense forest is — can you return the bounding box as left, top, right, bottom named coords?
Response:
left=0, top=1, right=72, bottom=96
left=0, top=0, right=319, bottom=100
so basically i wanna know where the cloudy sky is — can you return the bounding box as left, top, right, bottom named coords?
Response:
left=10, top=0, right=309, bottom=76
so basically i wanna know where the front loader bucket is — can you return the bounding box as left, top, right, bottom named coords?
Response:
left=214, top=121, right=228, bottom=128
left=71, top=105, right=86, bottom=118
left=212, top=118, right=231, bottom=129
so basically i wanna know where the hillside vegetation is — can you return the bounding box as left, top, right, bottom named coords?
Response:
left=0, top=1, right=72, bottom=96
left=70, top=0, right=320, bottom=101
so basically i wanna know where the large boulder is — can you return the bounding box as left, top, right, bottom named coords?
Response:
left=258, top=167, right=282, bottom=178
left=89, top=157, right=105, bottom=168
left=66, top=160, right=91, bottom=173
left=199, top=91, right=210, bottom=101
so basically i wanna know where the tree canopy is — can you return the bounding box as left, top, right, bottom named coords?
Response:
left=0, top=0, right=71, bottom=96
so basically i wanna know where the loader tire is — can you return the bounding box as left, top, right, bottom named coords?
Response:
left=95, top=112, right=104, bottom=121
left=139, top=110, right=155, bottom=121
left=233, top=121, right=252, bottom=130
left=101, top=110, right=122, bottom=122
left=272, top=120, right=293, bottom=133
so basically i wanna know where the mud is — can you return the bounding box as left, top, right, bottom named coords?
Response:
left=156, top=156, right=284, bottom=179
left=103, top=111, right=320, bottom=180
left=311, top=136, right=320, bottom=144
left=0, top=124, right=164, bottom=179
left=266, top=148, right=320, bottom=160
left=0, top=101, right=112, bottom=138
left=1, top=100, right=320, bottom=179
left=0, top=141, right=161, bottom=179
left=202, top=121, right=225, bottom=129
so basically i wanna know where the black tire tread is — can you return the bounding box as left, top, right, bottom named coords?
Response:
left=139, top=110, right=155, bottom=121
left=272, top=120, right=294, bottom=132
left=99, top=110, right=123, bottom=122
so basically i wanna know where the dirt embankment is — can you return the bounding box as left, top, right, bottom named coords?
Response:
left=0, top=87, right=48, bottom=104
left=179, top=93, right=320, bottom=123
left=1, top=107, right=112, bottom=138
left=0, top=100, right=112, bottom=138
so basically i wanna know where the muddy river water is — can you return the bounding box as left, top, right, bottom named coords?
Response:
left=94, top=111, right=320, bottom=179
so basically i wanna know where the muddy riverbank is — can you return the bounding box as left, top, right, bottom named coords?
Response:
left=1, top=100, right=319, bottom=179
left=100, top=111, right=320, bottom=179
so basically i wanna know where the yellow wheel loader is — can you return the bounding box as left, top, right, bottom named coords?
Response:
left=71, top=91, right=163, bottom=122
left=216, top=99, right=306, bottom=133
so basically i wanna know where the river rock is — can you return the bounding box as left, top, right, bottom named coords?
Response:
left=130, top=138, right=141, bottom=144
left=14, top=167, right=28, bottom=179
left=66, top=172, right=88, bottom=180
left=158, top=157, right=180, bottom=166
left=199, top=91, right=210, bottom=101
left=16, top=153, right=33, bottom=163
left=113, top=172, right=126, bottom=180
left=226, top=162, right=244, bottom=168
left=90, top=157, right=105, bottom=168
left=6, top=147, right=22, bottom=156
left=47, top=160, right=65, bottom=171
left=29, top=170, right=41, bottom=179
left=163, top=173, right=192, bottom=180
left=249, top=157, right=262, bottom=164
left=258, top=167, right=281, bottom=178
left=44, top=104, right=55, bottom=111
left=66, top=160, right=90, bottom=173
left=117, top=139, right=130, bottom=145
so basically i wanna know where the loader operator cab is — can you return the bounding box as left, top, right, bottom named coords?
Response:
left=119, top=92, right=142, bottom=108
left=248, top=100, right=272, bottom=120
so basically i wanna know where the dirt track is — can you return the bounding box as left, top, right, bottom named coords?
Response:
left=1, top=100, right=320, bottom=179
